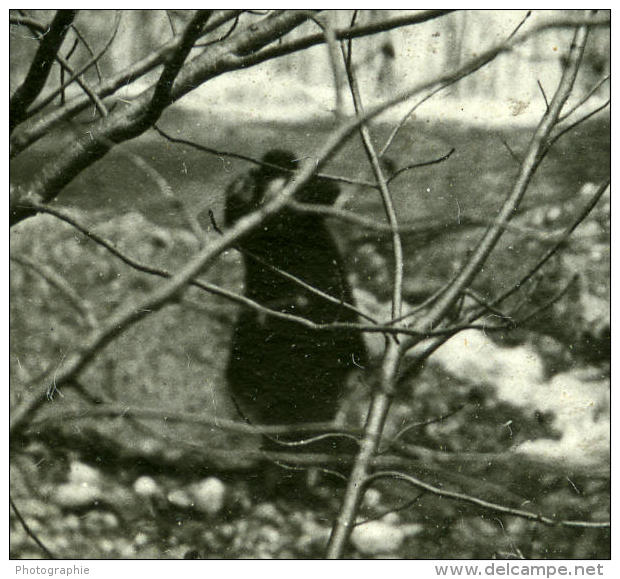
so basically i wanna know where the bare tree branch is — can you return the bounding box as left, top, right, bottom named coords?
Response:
left=251, top=10, right=455, bottom=64
left=409, top=18, right=593, bottom=341
left=146, top=11, right=213, bottom=117
left=153, top=124, right=377, bottom=188
left=13, top=12, right=110, bottom=119
left=10, top=142, right=387, bottom=435
left=10, top=255, right=98, bottom=330
left=27, top=11, right=122, bottom=117
left=10, top=495, right=56, bottom=558
left=558, top=73, right=610, bottom=122
left=379, top=11, right=531, bottom=158
left=59, top=37, right=79, bottom=105
left=365, top=471, right=609, bottom=529
left=385, top=148, right=455, bottom=184
left=327, top=34, right=406, bottom=558
left=546, top=98, right=610, bottom=151
left=35, top=203, right=379, bottom=327
left=9, top=11, right=315, bottom=225
left=9, top=10, right=77, bottom=132
left=69, top=22, right=104, bottom=82
left=485, top=178, right=609, bottom=312
left=9, top=11, right=244, bottom=157
left=29, top=403, right=348, bottom=437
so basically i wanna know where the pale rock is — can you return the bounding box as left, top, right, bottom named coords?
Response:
left=253, top=502, right=282, bottom=524
left=350, top=521, right=405, bottom=555
left=190, top=477, right=226, bottom=516
left=167, top=489, right=194, bottom=509
left=64, top=514, right=81, bottom=531
left=54, top=483, right=99, bottom=509
left=361, top=488, right=382, bottom=509
left=133, top=476, right=161, bottom=498
left=68, top=461, right=102, bottom=486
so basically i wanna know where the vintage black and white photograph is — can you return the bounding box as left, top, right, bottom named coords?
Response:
left=9, top=8, right=610, bottom=561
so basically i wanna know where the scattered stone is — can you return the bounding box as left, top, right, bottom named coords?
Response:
left=259, top=525, right=281, bottom=546
left=50, top=536, right=70, bottom=552
left=100, top=512, right=119, bottom=530
left=218, top=523, right=236, bottom=540
left=134, top=532, right=150, bottom=547
left=295, top=520, right=330, bottom=555
left=64, top=514, right=81, bottom=532
left=253, top=502, right=282, bottom=524
left=117, top=539, right=136, bottom=558
left=167, top=489, right=194, bottom=509
left=82, top=511, right=113, bottom=534
left=133, top=476, right=161, bottom=498
left=54, top=482, right=100, bottom=509
left=100, top=539, right=115, bottom=554
left=362, top=488, right=382, bottom=509
left=350, top=521, right=405, bottom=555
left=190, top=477, right=226, bottom=516
left=68, top=461, right=102, bottom=486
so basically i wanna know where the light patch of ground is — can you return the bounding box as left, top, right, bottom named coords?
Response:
left=431, top=329, right=609, bottom=467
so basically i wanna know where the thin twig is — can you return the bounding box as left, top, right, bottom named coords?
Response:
left=10, top=254, right=98, bottom=329
left=558, top=74, right=610, bottom=122
left=500, top=137, right=522, bottom=165
left=59, top=37, right=79, bottom=105
left=165, top=10, right=178, bottom=36
left=388, top=404, right=467, bottom=445
left=354, top=492, right=426, bottom=527
left=343, top=37, right=403, bottom=319
left=507, top=10, right=532, bottom=40
left=510, top=274, right=578, bottom=326
left=195, top=13, right=241, bottom=47
left=28, top=11, right=122, bottom=117
left=291, top=201, right=558, bottom=241
left=365, top=471, right=609, bottom=529
left=153, top=124, right=377, bottom=189
left=320, top=12, right=346, bottom=120
left=69, top=23, right=104, bottom=82
left=463, top=288, right=512, bottom=320
left=10, top=495, right=56, bottom=558
left=386, top=148, right=455, bottom=184
left=487, top=179, right=609, bottom=311
left=379, top=10, right=533, bottom=158
left=409, top=18, right=594, bottom=342
left=28, top=403, right=355, bottom=437
left=119, top=148, right=206, bottom=245
left=537, top=79, right=549, bottom=111
left=10, top=11, right=243, bottom=157
left=208, top=210, right=378, bottom=324
left=546, top=98, right=610, bottom=152
left=9, top=10, right=77, bottom=132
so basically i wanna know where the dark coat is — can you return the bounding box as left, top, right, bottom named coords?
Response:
left=224, top=151, right=367, bottom=438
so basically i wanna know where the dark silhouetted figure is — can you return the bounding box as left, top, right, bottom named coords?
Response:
left=224, top=150, right=366, bottom=456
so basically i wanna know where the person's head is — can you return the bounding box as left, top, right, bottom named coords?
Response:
left=256, top=149, right=297, bottom=182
